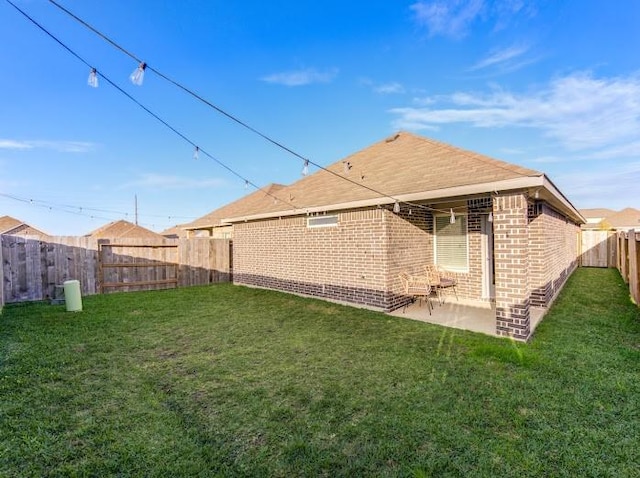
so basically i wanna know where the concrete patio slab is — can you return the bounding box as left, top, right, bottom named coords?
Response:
left=389, top=296, right=546, bottom=338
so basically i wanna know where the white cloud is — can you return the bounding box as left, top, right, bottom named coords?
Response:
left=374, top=82, right=405, bottom=94
left=0, top=139, right=33, bottom=150
left=410, top=0, right=536, bottom=38
left=390, top=72, right=640, bottom=152
left=556, top=161, right=640, bottom=209
left=469, top=44, right=529, bottom=71
left=261, top=68, right=338, bottom=86
left=0, top=139, right=95, bottom=153
left=121, top=174, right=226, bottom=190
left=410, top=0, right=484, bottom=38
left=583, top=140, right=640, bottom=160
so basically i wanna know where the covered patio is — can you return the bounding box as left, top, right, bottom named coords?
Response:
left=389, top=297, right=546, bottom=337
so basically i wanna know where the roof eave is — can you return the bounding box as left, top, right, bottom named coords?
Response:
left=541, top=175, right=585, bottom=224
left=220, top=175, right=544, bottom=224
left=224, top=175, right=585, bottom=224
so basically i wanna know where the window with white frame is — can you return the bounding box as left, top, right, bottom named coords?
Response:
left=434, top=214, right=468, bottom=271
left=307, top=215, right=338, bottom=228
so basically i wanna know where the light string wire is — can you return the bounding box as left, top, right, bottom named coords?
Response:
left=0, top=191, right=175, bottom=229
left=4, top=0, right=298, bottom=216
left=0, top=192, right=196, bottom=221
left=45, top=0, right=458, bottom=215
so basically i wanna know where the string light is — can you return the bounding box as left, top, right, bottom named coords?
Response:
left=43, top=0, right=477, bottom=218
left=450, top=208, right=456, bottom=224
left=130, top=61, right=146, bottom=86
left=193, top=146, right=199, bottom=160
left=4, top=0, right=299, bottom=214
left=12, top=0, right=495, bottom=223
left=488, top=211, right=493, bottom=222
left=393, top=201, right=400, bottom=214
left=87, top=67, right=98, bottom=87
left=302, top=159, right=309, bottom=176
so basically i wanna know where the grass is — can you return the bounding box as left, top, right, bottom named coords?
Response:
left=1, top=268, right=639, bottom=477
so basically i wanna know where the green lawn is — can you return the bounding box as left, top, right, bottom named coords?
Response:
left=1, top=268, right=639, bottom=477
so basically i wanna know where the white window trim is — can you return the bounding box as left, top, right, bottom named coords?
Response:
left=433, top=214, right=470, bottom=273
left=307, top=215, right=339, bottom=228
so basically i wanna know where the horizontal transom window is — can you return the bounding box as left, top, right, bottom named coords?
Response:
left=307, top=215, right=338, bottom=228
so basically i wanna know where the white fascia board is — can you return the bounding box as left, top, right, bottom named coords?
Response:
left=223, top=175, right=580, bottom=224
left=542, top=176, right=585, bottom=223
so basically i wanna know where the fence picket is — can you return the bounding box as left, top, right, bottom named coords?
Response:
left=1, top=235, right=232, bottom=303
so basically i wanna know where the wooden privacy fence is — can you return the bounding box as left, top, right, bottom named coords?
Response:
left=579, top=230, right=616, bottom=268
left=99, top=242, right=179, bottom=293
left=1, top=235, right=232, bottom=304
left=617, top=230, right=640, bottom=306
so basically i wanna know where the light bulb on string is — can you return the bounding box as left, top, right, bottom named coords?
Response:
left=193, top=146, right=199, bottom=160
left=488, top=211, right=493, bottom=223
left=450, top=208, right=456, bottom=224
left=130, top=62, right=146, bottom=86
left=302, top=160, right=309, bottom=176
left=244, top=180, right=249, bottom=190
left=393, top=201, right=400, bottom=214
left=87, top=68, right=98, bottom=88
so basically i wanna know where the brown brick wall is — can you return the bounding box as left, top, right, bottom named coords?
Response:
left=529, top=203, right=579, bottom=308
left=385, top=205, right=433, bottom=309
left=233, top=201, right=491, bottom=311
left=493, top=193, right=531, bottom=341
left=232, top=193, right=578, bottom=338
left=464, top=197, right=492, bottom=301
left=233, top=209, right=391, bottom=308
left=233, top=206, right=440, bottom=311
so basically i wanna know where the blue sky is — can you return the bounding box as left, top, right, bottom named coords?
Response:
left=1, top=0, right=639, bottom=235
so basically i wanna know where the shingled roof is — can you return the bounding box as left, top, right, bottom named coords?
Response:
left=85, top=220, right=165, bottom=239
left=0, top=215, right=49, bottom=236
left=220, top=132, right=582, bottom=223
left=580, top=208, right=616, bottom=220
left=605, top=208, right=640, bottom=229
left=182, top=184, right=285, bottom=231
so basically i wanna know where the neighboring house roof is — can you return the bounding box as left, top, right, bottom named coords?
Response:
left=220, top=132, right=583, bottom=224
left=182, top=184, right=286, bottom=231
left=0, top=215, right=23, bottom=233
left=0, top=215, right=49, bottom=236
left=605, top=208, right=640, bottom=230
left=85, top=219, right=165, bottom=239
left=579, top=208, right=640, bottom=230
left=579, top=208, right=616, bottom=220
left=160, top=224, right=188, bottom=239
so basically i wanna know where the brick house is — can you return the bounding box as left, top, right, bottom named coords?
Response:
left=219, top=132, right=584, bottom=341
left=182, top=184, right=285, bottom=239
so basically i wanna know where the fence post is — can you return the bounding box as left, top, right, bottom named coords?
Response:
left=629, top=230, right=640, bottom=305
left=620, top=232, right=629, bottom=284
